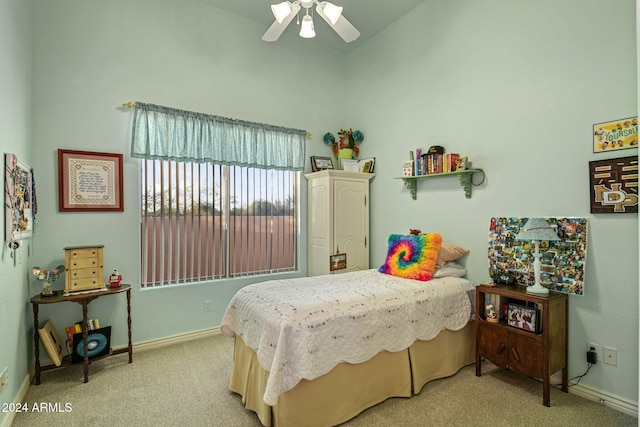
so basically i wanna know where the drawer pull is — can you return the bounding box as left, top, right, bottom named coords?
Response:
left=497, top=344, right=506, bottom=354
left=511, top=347, right=521, bottom=361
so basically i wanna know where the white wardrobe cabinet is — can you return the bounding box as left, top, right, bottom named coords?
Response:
left=305, top=170, right=374, bottom=276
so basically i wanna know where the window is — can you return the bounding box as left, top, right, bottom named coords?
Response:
left=141, top=159, right=298, bottom=287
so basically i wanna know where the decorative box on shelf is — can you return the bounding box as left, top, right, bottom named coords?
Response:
left=64, top=245, right=106, bottom=296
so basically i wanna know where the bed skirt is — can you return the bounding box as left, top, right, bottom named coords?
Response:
left=228, top=321, right=475, bottom=427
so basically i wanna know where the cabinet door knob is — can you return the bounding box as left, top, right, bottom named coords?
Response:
left=497, top=343, right=506, bottom=354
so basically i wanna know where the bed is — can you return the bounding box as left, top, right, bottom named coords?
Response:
left=221, top=264, right=477, bottom=427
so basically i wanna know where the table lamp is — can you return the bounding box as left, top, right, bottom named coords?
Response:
left=514, top=218, right=560, bottom=295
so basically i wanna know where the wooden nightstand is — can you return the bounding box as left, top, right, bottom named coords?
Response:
left=475, top=283, right=568, bottom=406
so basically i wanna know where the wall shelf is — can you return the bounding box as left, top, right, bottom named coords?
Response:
left=395, top=169, right=483, bottom=200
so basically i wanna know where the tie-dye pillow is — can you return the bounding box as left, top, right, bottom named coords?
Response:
left=378, top=233, right=443, bottom=281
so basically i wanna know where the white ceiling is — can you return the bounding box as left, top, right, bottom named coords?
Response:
left=201, top=0, right=426, bottom=52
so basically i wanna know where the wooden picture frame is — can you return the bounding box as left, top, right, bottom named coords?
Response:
left=310, top=156, right=334, bottom=172
left=58, top=149, right=124, bottom=212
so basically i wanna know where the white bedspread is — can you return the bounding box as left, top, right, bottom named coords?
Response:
left=221, top=269, right=473, bottom=406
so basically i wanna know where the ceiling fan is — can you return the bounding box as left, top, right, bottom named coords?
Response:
left=262, top=1, right=360, bottom=43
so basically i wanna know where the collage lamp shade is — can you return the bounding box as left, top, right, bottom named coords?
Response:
left=271, top=2, right=293, bottom=23
left=299, top=14, right=316, bottom=38
left=322, top=2, right=343, bottom=25
left=514, top=218, right=561, bottom=295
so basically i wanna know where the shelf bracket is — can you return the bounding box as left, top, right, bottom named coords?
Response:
left=401, top=179, right=418, bottom=200
left=458, top=172, right=473, bottom=199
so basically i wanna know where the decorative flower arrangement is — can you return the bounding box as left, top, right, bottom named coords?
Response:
left=323, top=128, right=364, bottom=158
left=32, top=265, right=65, bottom=296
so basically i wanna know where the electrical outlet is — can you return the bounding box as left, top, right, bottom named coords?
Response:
left=204, top=300, right=212, bottom=312
left=587, top=342, right=600, bottom=361
left=0, top=367, right=8, bottom=394
left=603, top=346, right=617, bottom=366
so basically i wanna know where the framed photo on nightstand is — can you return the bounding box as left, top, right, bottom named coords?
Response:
left=507, top=303, right=540, bottom=333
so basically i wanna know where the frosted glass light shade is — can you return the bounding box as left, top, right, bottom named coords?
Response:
left=299, top=14, right=316, bottom=38
left=271, top=2, right=292, bottom=23
left=323, top=2, right=343, bottom=25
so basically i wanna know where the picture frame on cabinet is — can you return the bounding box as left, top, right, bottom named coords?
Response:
left=341, top=159, right=359, bottom=172
left=310, top=156, right=334, bottom=172
left=507, top=303, right=540, bottom=333
left=358, top=157, right=375, bottom=173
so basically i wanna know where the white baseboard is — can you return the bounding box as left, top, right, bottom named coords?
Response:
left=569, top=382, right=638, bottom=418
left=552, top=373, right=638, bottom=418
left=0, top=371, right=32, bottom=427
left=117, top=326, right=221, bottom=353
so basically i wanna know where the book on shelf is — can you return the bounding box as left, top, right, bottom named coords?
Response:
left=402, top=160, right=413, bottom=176
left=403, top=149, right=467, bottom=176
left=66, top=318, right=101, bottom=353
left=418, top=152, right=463, bottom=174
left=446, top=153, right=460, bottom=172
left=358, top=157, right=375, bottom=173
left=65, top=325, right=76, bottom=354
left=39, top=319, right=66, bottom=367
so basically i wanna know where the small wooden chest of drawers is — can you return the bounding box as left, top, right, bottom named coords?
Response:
left=64, top=245, right=106, bottom=294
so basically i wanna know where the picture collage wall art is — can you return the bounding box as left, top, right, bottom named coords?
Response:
left=4, top=153, right=36, bottom=243
left=488, top=217, right=588, bottom=296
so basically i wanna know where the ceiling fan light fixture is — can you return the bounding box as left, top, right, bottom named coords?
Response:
left=299, top=14, right=316, bottom=38
left=322, top=2, right=343, bottom=25
left=271, top=2, right=293, bottom=24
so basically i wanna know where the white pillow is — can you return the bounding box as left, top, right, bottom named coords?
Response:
left=433, top=261, right=467, bottom=278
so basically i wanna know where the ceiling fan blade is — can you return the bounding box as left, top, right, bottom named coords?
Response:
left=316, top=5, right=360, bottom=43
left=262, top=3, right=301, bottom=42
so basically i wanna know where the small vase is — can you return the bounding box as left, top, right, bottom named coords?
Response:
left=337, top=148, right=353, bottom=170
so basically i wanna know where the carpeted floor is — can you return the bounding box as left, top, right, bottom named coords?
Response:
left=11, top=333, right=637, bottom=427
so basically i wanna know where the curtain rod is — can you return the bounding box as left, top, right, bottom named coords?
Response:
left=121, top=101, right=312, bottom=137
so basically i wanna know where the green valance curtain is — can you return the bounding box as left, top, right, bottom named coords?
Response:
left=131, top=102, right=307, bottom=171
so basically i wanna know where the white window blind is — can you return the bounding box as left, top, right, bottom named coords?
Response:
left=141, top=159, right=297, bottom=287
